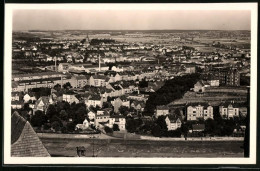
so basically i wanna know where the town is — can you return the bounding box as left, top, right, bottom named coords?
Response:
left=11, top=30, right=250, bottom=157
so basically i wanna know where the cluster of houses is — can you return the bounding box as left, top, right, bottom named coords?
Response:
left=154, top=100, right=247, bottom=131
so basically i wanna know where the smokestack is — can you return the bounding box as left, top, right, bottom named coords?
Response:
left=99, top=55, right=101, bottom=72
left=54, top=56, right=57, bottom=72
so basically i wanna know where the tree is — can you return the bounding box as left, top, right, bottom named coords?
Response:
left=46, top=104, right=57, bottom=120
left=180, top=123, right=189, bottom=136
left=104, top=126, right=113, bottom=134
left=119, top=106, right=129, bottom=116
left=156, top=115, right=168, bottom=133
left=152, top=124, right=162, bottom=137
left=63, top=82, right=72, bottom=89
left=60, top=110, right=68, bottom=121
left=74, top=106, right=87, bottom=124
left=54, top=84, right=61, bottom=91
left=66, top=122, right=76, bottom=132
left=126, top=118, right=137, bottom=133
left=23, top=103, right=31, bottom=112
left=30, top=110, right=46, bottom=127
left=113, top=124, right=120, bottom=131
left=167, top=129, right=182, bottom=137
left=51, top=121, right=62, bottom=132
left=139, top=79, right=148, bottom=88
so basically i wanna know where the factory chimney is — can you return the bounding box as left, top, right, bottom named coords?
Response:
left=54, top=56, right=57, bottom=72
left=99, top=55, right=101, bottom=72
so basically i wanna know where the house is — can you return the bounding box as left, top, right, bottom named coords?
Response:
left=106, top=83, right=124, bottom=97
left=165, top=116, right=182, bottom=131
left=11, top=112, right=50, bottom=157
left=34, top=96, right=53, bottom=112
left=239, top=107, right=248, bottom=118
left=187, top=104, right=213, bottom=121
left=95, top=110, right=110, bottom=126
left=108, top=115, right=126, bottom=130
left=111, top=96, right=130, bottom=113
left=194, top=80, right=210, bottom=93
left=88, top=111, right=96, bottom=121
left=89, top=75, right=108, bottom=87
left=63, top=93, right=79, bottom=104
left=131, top=101, right=145, bottom=111
left=23, top=94, right=31, bottom=103
left=185, top=66, right=196, bottom=74
left=207, top=79, right=220, bottom=87
left=11, top=100, right=24, bottom=109
left=156, top=105, right=169, bottom=117
left=75, top=118, right=89, bottom=130
left=219, top=103, right=240, bottom=119
left=70, top=75, right=88, bottom=88
left=192, top=124, right=205, bottom=132
left=146, top=81, right=165, bottom=92
left=85, top=95, right=103, bottom=108
left=11, top=92, right=21, bottom=101
left=58, top=63, right=71, bottom=72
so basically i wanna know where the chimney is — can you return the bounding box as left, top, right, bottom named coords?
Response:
left=99, top=55, right=101, bottom=72
left=55, top=56, right=57, bottom=72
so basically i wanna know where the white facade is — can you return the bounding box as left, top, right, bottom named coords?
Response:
left=219, top=104, right=239, bottom=119
left=187, top=105, right=214, bottom=121
left=108, top=117, right=126, bottom=130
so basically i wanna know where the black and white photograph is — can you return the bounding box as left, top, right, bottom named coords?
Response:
left=4, top=3, right=257, bottom=165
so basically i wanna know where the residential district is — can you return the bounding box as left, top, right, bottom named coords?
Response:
left=11, top=30, right=250, bottom=156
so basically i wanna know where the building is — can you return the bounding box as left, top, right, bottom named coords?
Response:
left=75, top=118, right=89, bottom=130
left=185, top=66, right=196, bottom=74
left=70, top=75, right=88, bottom=88
left=63, top=93, right=80, bottom=104
left=206, top=67, right=240, bottom=86
left=131, top=101, right=146, bottom=112
left=111, top=96, right=130, bottom=113
left=108, top=115, right=126, bottom=130
left=207, top=79, right=220, bottom=87
left=11, top=100, right=24, bottom=109
left=89, top=75, right=108, bottom=87
left=34, top=96, right=53, bottom=112
left=187, top=104, right=213, bottom=121
left=165, top=116, right=182, bottom=131
left=58, top=63, right=71, bottom=72
left=219, top=103, right=240, bottom=119
left=155, top=105, right=169, bottom=117
left=192, top=124, right=205, bottom=132
left=194, top=80, right=210, bottom=93
left=88, top=111, right=96, bottom=121
left=85, top=95, right=103, bottom=108
left=95, top=110, right=110, bottom=126
left=11, top=112, right=50, bottom=157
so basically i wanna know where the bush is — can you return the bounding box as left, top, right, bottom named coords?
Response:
left=66, top=122, right=76, bottom=132
left=43, top=123, right=51, bottom=130
left=152, top=125, right=162, bottom=137
left=51, top=121, right=62, bottom=132
left=30, top=110, right=46, bottom=127
left=113, top=124, right=120, bottom=131
left=61, top=127, right=68, bottom=133
left=166, top=129, right=182, bottom=137
left=104, top=126, right=113, bottom=134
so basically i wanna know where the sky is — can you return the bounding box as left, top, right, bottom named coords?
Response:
left=12, top=10, right=251, bottom=30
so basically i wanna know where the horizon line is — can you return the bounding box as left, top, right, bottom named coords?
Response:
left=13, top=29, right=251, bottom=31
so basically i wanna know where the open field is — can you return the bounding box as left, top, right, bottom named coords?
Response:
left=40, top=135, right=244, bottom=157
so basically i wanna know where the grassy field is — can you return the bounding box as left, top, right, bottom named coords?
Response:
left=40, top=137, right=244, bottom=158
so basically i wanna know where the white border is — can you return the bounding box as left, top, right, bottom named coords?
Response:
left=4, top=3, right=258, bottom=165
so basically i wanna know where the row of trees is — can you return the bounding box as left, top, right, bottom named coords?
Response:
left=144, top=73, right=201, bottom=116
left=30, top=102, right=89, bottom=133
